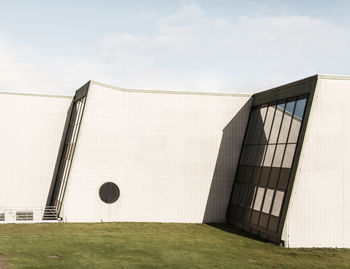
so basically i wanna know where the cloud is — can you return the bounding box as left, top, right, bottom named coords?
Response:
left=0, top=2, right=350, bottom=95
left=100, top=3, right=350, bottom=92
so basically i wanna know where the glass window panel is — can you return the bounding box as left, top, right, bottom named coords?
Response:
left=268, top=167, right=280, bottom=188
left=244, top=166, right=254, bottom=183
left=251, top=167, right=261, bottom=185
left=278, top=101, right=296, bottom=143
left=247, top=146, right=258, bottom=166
left=245, top=186, right=255, bottom=208
left=278, top=168, right=290, bottom=190
left=277, top=103, right=285, bottom=110
left=240, top=185, right=248, bottom=207
left=239, top=184, right=248, bottom=206
left=253, top=187, right=265, bottom=211
left=254, top=145, right=266, bottom=166
left=259, top=213, right=269, bottom=229
left=285, top=100, right=296, bottom=114
left=272, top=144, right=285, bottom=167
left=245, top=109, right=259, bottom=144
left=269, top=103, right=285, bottom=143
left=251, top=210, right=260, bottom=225
left=271, top=191, right=284, bottom=217
left=260, top=167, right=270, bottom=186
left=243, top=208, right=251, bottom=223
left=262, top=189, right=274, bottom=213
left=249, top=187, right=257, bottom=208
left=294, top=98, right=307, bottom=119
left=282, top=144, right=296, bottom=168
left=245, top=185, right=253, bottom=207
left=288, top=116, right=302, bottom=143
left=263, top=145, right=276, bottom=166
left=288, top=98, right=307, bottom=143
left=252, top=106, right=267, bottom=144
left=268, top=216, right=279, bottom=232
left=260, top=105, right=275, bottom=144
left=240, top=145, right=250, bottom=165
left=241, top=146, right=258, bottom=166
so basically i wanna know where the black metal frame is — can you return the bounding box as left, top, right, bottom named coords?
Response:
left=45, top=81, right=91, bottom=218
left=226, top=75, right=318, bottom=243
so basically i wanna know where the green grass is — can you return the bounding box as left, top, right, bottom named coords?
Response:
left=0, top=223, right=349, bottom=269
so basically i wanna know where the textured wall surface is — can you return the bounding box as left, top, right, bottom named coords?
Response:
left=0, top=93, right=72, bottom=211
left=61, top=83, right=251, bottom=223
left=283, top=77, right=350, bottom=247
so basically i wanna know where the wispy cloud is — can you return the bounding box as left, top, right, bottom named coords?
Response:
left=0, top=2, right=349, bottom=95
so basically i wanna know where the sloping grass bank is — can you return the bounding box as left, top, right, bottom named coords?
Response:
left=0, top=222, right=349, bottom=268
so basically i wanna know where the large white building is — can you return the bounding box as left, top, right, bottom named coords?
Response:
left=0, top=74, right=350, bottom=248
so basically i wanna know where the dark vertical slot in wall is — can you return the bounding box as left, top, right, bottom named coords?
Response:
left=49, top=97, right=86, bottom=214
left=44, top=82, right=90, bottom=219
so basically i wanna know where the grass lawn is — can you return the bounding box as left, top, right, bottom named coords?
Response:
left=0, top=223, right=349, bottom=269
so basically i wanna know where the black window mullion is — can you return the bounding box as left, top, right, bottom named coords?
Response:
left=271, top=96, right=308, bottom=230
left=266, top=99, right=297, bottom=230
left=255, top=104, right=278, bottom=227
left=247, top=105, right=270, bottom=223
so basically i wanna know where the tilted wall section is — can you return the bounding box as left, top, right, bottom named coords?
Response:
left=226, top=75, right=316, bottom=244
left=0, top=93, right=72, bottom=212
left=60, top=82, right=251, bottom=223
left=283, top=76, right=350, bottom=247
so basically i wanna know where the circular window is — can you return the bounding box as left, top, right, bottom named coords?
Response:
left=99, top=182, right=120, bottom=204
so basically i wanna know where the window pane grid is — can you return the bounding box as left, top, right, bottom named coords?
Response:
left=228, top=94, right=308, bottom=237
left=247, top=106, right=275, bottom=219
left=250, top=102, right=281, bottom=226
left=266, top=96, right=302, bottom=229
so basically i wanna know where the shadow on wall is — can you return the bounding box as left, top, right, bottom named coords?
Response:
left=203, top=98, right=252, bottom=223
left=225, top=107, right=268, bottom=224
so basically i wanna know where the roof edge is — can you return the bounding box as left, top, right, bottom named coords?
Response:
left=253, top=75, right=318, bottom=98
left=90, top=80, right=251, bottom=97
left=317, top=74, right=350, bottom=80
left=0, top=91, right=72, bottom=99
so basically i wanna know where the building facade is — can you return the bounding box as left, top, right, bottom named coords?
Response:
left=0, top=75, right=349, bottom=247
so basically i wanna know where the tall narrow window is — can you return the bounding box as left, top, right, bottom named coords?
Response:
left=48, top=96, right=87, bottom=215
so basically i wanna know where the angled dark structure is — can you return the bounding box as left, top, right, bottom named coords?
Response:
left=226, top=75, right=316, bottom=244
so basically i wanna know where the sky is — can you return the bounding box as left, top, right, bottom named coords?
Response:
left=0, top=0, right=350, bottom=95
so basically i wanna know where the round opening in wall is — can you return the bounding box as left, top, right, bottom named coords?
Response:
left=99, top=182, right=120, bottom=204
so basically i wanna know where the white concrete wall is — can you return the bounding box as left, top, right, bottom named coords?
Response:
left=61, top=83, right=251, bottom=223
left=283, top=77, right=350, bottom=247
left=0, top=93, right=72, bottom=212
